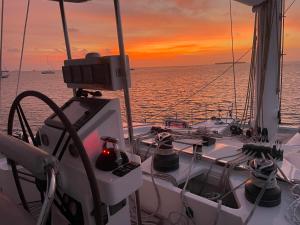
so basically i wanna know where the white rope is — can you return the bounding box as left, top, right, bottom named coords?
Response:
left=286, top=184, right=300, bottom=225
left=240, top=12, right=257, bottom=128
left=213, top=200, right=222, bottom=225
left=250, top=166, right=278, bottom=189
left=148, top=147, right=162, bottom=218
left=142, top=137, right=179, bottom=220
left=180, top=151, right=196, bottom=208
left=279, top=0, right=286, bottom=120
left=267, top=152, right=292, bottom=184
left=243, top=170, right=277, bottom=225
left=15, top=0, right=31, bottom=97
left=176, top=151, right=196, bottom=225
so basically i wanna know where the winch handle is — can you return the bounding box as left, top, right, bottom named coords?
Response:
left=101, top=136, right=118, bottom=149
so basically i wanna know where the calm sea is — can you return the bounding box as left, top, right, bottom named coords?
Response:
left=1, top=62, right=300, bottom=132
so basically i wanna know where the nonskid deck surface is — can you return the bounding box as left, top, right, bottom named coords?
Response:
left=129, top=122, right=300, bottom=225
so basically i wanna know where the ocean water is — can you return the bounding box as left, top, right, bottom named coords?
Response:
left=0, top=62, right=300, bottom=132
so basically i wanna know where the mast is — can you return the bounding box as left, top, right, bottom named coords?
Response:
left=58, top=0, right=72, bottom=60
left=0, top=0, right=3, bottom=77
left=235, top=0, right=283, bottom=142
left=57, top=0, right=77, bottom=95
left=0, top=0, right=3, bottom=125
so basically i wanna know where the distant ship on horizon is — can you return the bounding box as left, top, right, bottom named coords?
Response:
left=41, top=70, right=55, bottom=75
left=1, top=70, right=9, bottom=78
left=215, top=61, right=247, bottom=65
left=41, top=56, right=55, bottom=75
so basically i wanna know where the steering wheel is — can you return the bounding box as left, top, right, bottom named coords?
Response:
left=7, top=90, right=104, bottom=225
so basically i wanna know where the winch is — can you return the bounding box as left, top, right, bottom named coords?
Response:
left=245, top=158, right=281, bottom=207
left=153, top=132, right=179, bottom=172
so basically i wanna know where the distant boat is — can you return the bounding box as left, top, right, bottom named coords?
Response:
left=41, top=56, right=55, bottom=75
left=1, top=70, right=9, bottom=78
left=215, top=61, right=247, bottom=65
left=41, top=70, right=55, bottom=75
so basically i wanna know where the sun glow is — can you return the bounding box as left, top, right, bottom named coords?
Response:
left=2, top=0, right=300, bottom=70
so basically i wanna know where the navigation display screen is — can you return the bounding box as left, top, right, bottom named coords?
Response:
left=52, top=101, right=89, bottom=125
left=45, top=98, right=109, bottom=130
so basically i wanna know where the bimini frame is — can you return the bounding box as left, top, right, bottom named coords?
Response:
left=51, top=0, right=142, bottom=224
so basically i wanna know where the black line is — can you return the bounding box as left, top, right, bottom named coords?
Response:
left=17, top=104, right=37, bottom=146
left=10, top=160, right=30, bottom=211
left=16, top=106, right=29, bottom=143
left=52, top=129, right=66, bottom=156
left=18, top=175, right=35, bottom=184
left=58, top=136, right=71, bottom=161
left=18, top=170, right=35, bottom=177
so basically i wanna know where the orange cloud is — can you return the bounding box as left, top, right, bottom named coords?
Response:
left=2, top=0, right=299, bottom=70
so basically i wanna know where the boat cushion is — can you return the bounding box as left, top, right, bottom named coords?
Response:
left=0, top=192, right=35, bottom=225
left=0, top=133, right=57, bottom=180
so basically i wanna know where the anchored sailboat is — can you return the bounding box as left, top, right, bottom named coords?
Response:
left=0, top=70, right=8, bottom=78
left=41, top=57, right=55, bottom=74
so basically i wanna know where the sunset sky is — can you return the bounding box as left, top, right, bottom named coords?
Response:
left=2, top=0, right=300, bottom=70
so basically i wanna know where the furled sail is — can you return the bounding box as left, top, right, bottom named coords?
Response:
left=236, top=0, right=283, bottom=141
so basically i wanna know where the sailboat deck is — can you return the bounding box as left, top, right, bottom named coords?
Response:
left=127, top=120, right=300, bottom=225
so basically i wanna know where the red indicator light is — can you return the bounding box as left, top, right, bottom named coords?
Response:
left=102, top=149, right=110, bottom=156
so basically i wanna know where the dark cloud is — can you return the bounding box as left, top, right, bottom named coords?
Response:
left=53, top=48, right=65, bottom=53
left=7, top=48, right=19, bottom=53
left=69, top=27, right=80, bottom=34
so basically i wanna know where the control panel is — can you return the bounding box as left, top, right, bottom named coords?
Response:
left=45, top=98, right=109, bottom=130
left=112, top=162, right=140, bottom=177
left=38, top=97, right=142, bottom=225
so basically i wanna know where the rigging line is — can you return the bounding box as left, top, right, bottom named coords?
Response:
left=279, top=0, right=285, bottom=123
left=248, top=13, right=257, bottom=125
left=243, top=170, right=276, bottom=225
left=241, top=12, right=258, bottom=128
left=285, top=0, right=296, bottom=14
left=0, top=0, right=4, bottom=127
left=229, top=0, right=238, bottom=119
left=15, top=0, right=31, bottom=97
left=145, top=48, right=252, bottom=121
